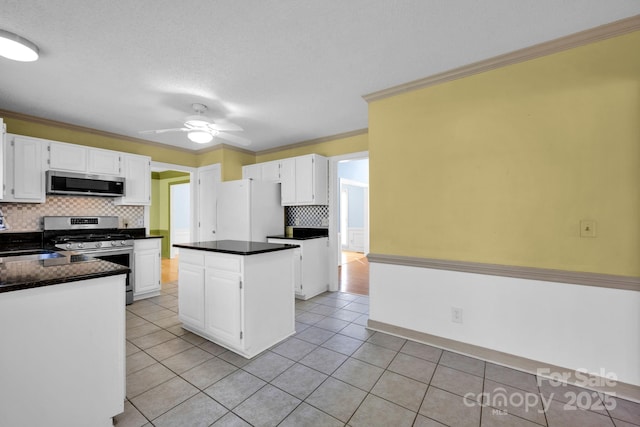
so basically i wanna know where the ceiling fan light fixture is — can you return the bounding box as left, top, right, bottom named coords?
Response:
left=0, top=29, right=39, bottom=62
left=188, top=130, right=214, bottom=144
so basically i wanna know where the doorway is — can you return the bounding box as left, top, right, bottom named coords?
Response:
left=148, top=162, right=196, bottom=284
left=329, top=153, right=369, bottom=295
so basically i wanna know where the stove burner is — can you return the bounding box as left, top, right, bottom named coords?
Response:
left=53, top=233, right=133, bottom=243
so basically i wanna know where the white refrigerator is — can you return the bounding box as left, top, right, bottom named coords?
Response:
left=215, top=179, right=284, bottom=241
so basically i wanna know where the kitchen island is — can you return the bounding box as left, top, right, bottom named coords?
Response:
left=174, top=240, right=299, bottom=358
left=0, top=253, right=128, bottom=427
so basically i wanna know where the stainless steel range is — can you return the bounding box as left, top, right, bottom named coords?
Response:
left=43, top=216, right=135, bottom=304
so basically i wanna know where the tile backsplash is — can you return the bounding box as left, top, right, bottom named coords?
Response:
left=285, top=205, right=329, bottom=227
left=0, top=196, right=144, bottom=231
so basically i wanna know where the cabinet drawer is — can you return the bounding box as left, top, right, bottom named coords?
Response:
left=205, top=254, right=241, bottom=273
left=180, top=250, right=205, bottom=266
left=134, top=239, right=160, bottom=251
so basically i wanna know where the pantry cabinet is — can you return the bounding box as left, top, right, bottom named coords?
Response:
left=3, top=134, right=46, bottom=203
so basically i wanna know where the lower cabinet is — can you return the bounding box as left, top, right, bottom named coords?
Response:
left=177, top=248, right=296, bottom=358
left=267, top=237, right=329, bottom=300
left=133, top=239, right=161, bottom=300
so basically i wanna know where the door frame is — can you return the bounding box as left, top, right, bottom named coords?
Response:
left=170, top=182, right=191, bottom=258
left=328, top=151, right=369, bottom=292
left=147, top=161, right=197, bottom=244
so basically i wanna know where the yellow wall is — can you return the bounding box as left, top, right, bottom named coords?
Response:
left=369, top=31, right=640, bottom=277
left=3, top=116, right=199, bottom=167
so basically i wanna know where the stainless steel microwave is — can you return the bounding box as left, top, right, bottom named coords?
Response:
left=46, top=171, right=126, bottom=197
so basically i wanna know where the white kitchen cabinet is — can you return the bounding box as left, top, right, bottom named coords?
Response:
left=88, top=148, right=121, bottom=175
left=242, top=160, right=281, bottom=182
left=3, top=134, right=46, bottom=203
left=205, top=268, right=242, bottom=348
left=48, top=141, right=121, bottom=176
left=241, top=164, right=261, bottom=180
left=133, top=239, right=161, bottom=300
left=178, top=251, right=205, bottom=329
left=268, top=237, right=329, bottom=300
left=115, top=154, right=151, bottom=205
left=178, top=247, right=295, bottom=358
left=280, top=154, right=328, bottom=205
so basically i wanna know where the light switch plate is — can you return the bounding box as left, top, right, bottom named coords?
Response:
left=580, top=220, right=596, bottom=238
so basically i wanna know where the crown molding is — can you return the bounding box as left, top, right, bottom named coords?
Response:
left=256, top=128, right=368, bottom=156
left=194, top=142, right=255, bottom=156
left=0, top=108, right=211, bottom=154
left=363, top=15, right=640, bottom=103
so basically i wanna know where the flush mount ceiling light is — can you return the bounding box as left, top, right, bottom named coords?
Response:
left=0, top=29, right=39, bottom=62
left=187, top=130, right=214, bottom=144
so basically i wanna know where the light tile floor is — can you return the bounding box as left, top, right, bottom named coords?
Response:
left=116, top=283, right=640, bottom=427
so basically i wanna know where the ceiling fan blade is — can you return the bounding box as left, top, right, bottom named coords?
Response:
left=207, top=122, right=243, bottom=132
left=216, top=132, right=251, bottom=146
left=139, top=128, right=187, bottom=134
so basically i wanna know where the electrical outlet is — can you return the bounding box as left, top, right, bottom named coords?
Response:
left=580, top=220, right=596, bottom=238
left=321, top=218, right=329, bottom=227
left=451, top=307, right=463, bottom=324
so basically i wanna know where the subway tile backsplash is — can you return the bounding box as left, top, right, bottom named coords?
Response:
left=285, top=205, right=329, bottom=227
left=0, top=196, right=144, bottom=231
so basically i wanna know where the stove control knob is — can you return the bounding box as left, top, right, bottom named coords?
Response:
left=95, top=242, right=102, bottom=248
left=65, top=243, right=72, bottom=250
left=121, top=240, right=126, bottom=246
left=78, top=243, right=84, bottom=249
left=111, top=241, right=117, bottom=247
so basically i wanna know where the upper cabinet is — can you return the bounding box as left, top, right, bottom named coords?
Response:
left=115, top=154, right=151, bottom=206
left=243, top=154, right=328, bottom=206
left=280, top=154, right=328, bottom=205
left=49, top=141, right=121, bottom=176
left=3, top=134, right=47, bottom=203
left=0, top=119, right=4, bottom=201
left=241, top=160, right=281, bottom=182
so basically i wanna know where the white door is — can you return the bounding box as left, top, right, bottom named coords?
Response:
left=171, top=183, right=191, bottom=258
left=197, top=164, right=221, bottom=241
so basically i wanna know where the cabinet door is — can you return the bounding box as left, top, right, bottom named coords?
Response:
left=204, top=269, right=242, bottom=347
left=295, top=155, right=315, bottom=204
left=178, top=263, right=205, bottom=329
left=8, top=136, right=45, bottom=202
left=261, top=161, right=281, bottom=182
left=242, top=164, right=261, bottom=180
left=116, top=154, right=150, bottom=205
left=49, top=141, right=87, bottom=172
left=88, top=149, right=121, bottom=176
left=134, top=242, right=161, bottom=296
left=279, top=158, right=296, bottom=205
left=0, top=119, right=4, bottom=200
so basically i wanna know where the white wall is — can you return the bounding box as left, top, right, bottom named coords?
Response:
left=370, top=262, right=640, bottom=386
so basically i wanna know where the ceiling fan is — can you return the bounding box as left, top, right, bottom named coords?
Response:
left=140, top=103, right=250, bottom=146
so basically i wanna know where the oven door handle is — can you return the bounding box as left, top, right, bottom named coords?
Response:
left=76, top=248, right=134, bottom=257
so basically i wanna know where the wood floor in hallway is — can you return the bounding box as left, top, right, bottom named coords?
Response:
left=162, top=250, right=370, bottom=296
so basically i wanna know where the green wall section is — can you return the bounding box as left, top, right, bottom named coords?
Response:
left=369, top=31, right=640, bottom=277
left=150, top=174, right=190, bottom=258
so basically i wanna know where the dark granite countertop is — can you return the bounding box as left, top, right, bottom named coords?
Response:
left=267, top=235, right=329, bottom=241
left=0, top=252, right=130, bottom=293
left=118, top=228, right=163, bottom=239
left=174, top=240, right=299, bottom=255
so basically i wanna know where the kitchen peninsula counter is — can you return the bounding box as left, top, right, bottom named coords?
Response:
left=175, top=240, right=297, bottom=358
left=0, top=252, right=130, bottom=293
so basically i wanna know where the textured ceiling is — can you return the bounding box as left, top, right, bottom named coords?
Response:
left=0, top=1, right=638, bottom=152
